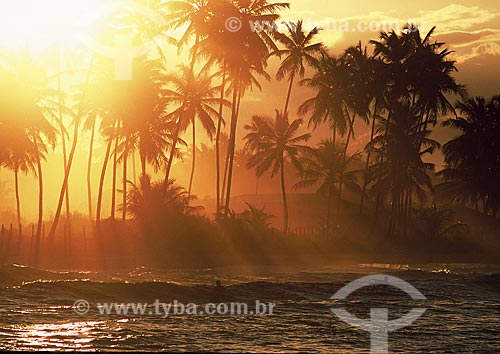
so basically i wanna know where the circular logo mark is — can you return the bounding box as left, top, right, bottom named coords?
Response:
left=73, top=299, right=91, bottom=315
left=225, top=17, right=243, bottom=32
left=330, top=274, right=427, bottom=353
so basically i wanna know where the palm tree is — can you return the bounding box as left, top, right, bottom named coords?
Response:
left=244, top=110, right=310, bottom=232
left=0, top=147, right=35, bottom=227
left=364, top=25, right=463, bottom=220
left=300, top=50, right=369, bottom=200
left=195, top=0, right=290, bottom=213
left=163, top=0, right=213, bottom=184
left=366, top=102, right=439, bottom=235
left=49, top=58, right=94, bottom=238
left=215, top=64, right=228, bottom=212
left=299, top=53, right=350, bottom=146
left=369, top=28, right=413, bottom=104
left=163, top=65, right=229, bottom=195
left=404, top=25, right=464, bottom=131
left=370, top=25, right=463, bottom=128
left=338, top=43, right=371, bottom=200
left=439, top=95, right=500, bottom=218
left=91, top=58, right=173, bottom=225
left=272, top=19, right=322, bottom=115
left=113, top=0, right=175, bottom=62
left=39, top=43, right=82, bottom=223
left=359, top=56, right=387, bottom=213
left=166, top=0, right=210, bottom=49
left=294, top=139, right=361, bottom=226
left=82, top=107, right=99, bottom=222
left=125, top=174, right=201, bottom=225
left=0, top=54, right=57, bottom=237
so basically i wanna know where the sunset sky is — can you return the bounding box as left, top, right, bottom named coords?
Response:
left=0, top=0, right=498, bottom=220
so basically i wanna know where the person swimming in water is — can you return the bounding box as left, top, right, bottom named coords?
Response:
left=210, top=280, right=226, bottom=303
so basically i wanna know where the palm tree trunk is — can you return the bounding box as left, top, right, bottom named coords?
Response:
left=111, top=132, right=119, bottom=221
left=57, top=61, right=70, bottom=222
left=140, top=152, right=147, bottom=177
left=132, top=150, right=137, bottom=183
left=87, top=118, right=96, bottom=221
left=50, top=55, right=93, bottom=237
left=122, top=145, right=128, bottom=221
left=36, top=146, right=43, bottom=238
left=283, top=73, right=295, bottom=116
left=327, top=186, right=333, bottom=228
left=14, top=169, right=21, bottom=226
left=96, top=137, right=113, bottom=226
left=388, top=193, right=397, bottom=236
left=216, top=65, right=227, bottom=212
left=165, top=123, right=180, bottom=183
left=280, top=157, right=289, bottom=233
left=338, top=113, right=356, bottom=201
left=62, top=130, right=70, bottom=220
left=373, top=193, right=381, bottom=225
left=188, top=119, right=196, bottom=195
left=220, top=139, right=230, bottom=208
left=48, top=119, right=80, bottom=238
left=224, top=77, right=242, bottom=214
left=360, top=110, right=377, bottom=213
left=332, top=118, right=337, bottom=146
left=222, top=82, right=242, bottom=209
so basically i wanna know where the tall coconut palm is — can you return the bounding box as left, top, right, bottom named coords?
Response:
left=39, top=43, right=80, bottom=223
left=300, top=50, right=368, bottom=200
left=370, top=25, right=463, bottom=128
left=272, top=19, right=322, bottom=115
left=163, top=0, right=213, bottom=184
left=49, top=58, right=94, bottom=238
left=163, top=65, right=229, bottom=194
left=1, top=152, right=35, bottom=226
left=337, top=43, right=371, bottom=200
left=91, top=58, right=173, bottom=225
left=113, top=0, right=175, bottom=62
left=369, top=28, right=413, bottom=104
left=244, top=110, right=310, bottom=232
left=83, top=109, right=99, bottom=222
left=299, top=53, right=350, bottom=146
left=195, top=0, right=290, bottom=213
left=439, top=95, right=500, bottom=218
left=359, top=56, right=388, bottom=213
left=364, top=25, right=463, bottom=219
left=165, top=0, right=210, bottom=48
left=366, top=102, right=439, bottom=235
left=0, top=54, right=57, bottom=237
left=404, top=24, right=464, bottom=131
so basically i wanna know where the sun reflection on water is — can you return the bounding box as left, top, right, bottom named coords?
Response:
left=8, top=321, right=103, bottom=350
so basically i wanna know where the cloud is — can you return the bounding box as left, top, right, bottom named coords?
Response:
left=419, top=4, right=499, bottom=32
left=455, top=42, right=500, bottom=63
left=280, top=4, right=500, bottom=50
left=435, top=29, right=500, bottom=63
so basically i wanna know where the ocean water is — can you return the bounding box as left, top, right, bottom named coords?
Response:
left=0, top=264, right=499, bottom=352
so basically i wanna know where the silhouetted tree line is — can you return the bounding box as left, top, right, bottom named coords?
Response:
left=0, top=0, right=498, bottom=245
